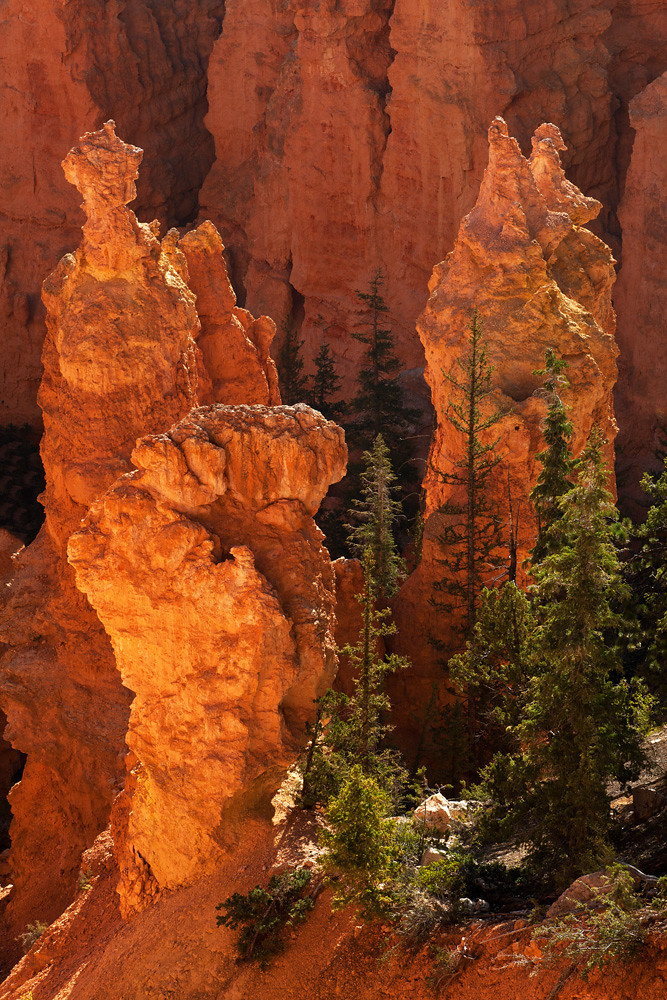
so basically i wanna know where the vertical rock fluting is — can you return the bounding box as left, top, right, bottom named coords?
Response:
left=0, top=122, right=205, bottom=942
left=390, top=118, right=619, bottom=758
left=69, top=405, right=346, bottom=916
left=0, top=0, right=224, bottom=426
left=614, top=72, right=667, bottom=501
left=200, top=0, right=666, bottom=403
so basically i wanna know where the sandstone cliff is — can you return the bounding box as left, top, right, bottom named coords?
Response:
left=0, top=121, right=207, bottom=944
left=0, top=119, right=282, bottom=949
left=614, top=71, right=667, bottom=501
left=68, top=404, right=345, bottom=915
left=3, top=1, right=666, bottom=463
left=199, top=0, right=666, bottom=416
left=390, top=118, right=619, bottom=759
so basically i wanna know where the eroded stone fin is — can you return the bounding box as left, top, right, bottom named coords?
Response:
left=68, top=404, right=347, bottom=916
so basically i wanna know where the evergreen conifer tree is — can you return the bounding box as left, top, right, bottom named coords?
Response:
left=309, top=335, right=345, bottom=421
left=277, top=323, right=308, bottom=404
left=530, top=349, right=575, bottom=563
left=346, top=434, right=405, bottom=602
left=625, top=458, right=667, bottom=709
left=477, top=428, right=646, bottom=888
left=298, top=549, right=408, bottom=807
left=431, top=311, right=505, bottom=639
left=350, top=269, right=418, bottom=469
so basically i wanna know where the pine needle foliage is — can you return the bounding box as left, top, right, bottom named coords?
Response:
left=277, top=323, right=308, bottom=404
left=321, top=765, right=397, bottom=918
left=299, top=550, right=408, bottom=807
left=216, top=868, right=314, bottom=968
left=430, top=311, right=505, bottom=639
left=469, top=429, right=646, bottom=888
left=347, top=434, right=405, bottom=602
left=530, top=349, right=575, bottom=563
left=309, top=335, right=345, bottom=420
left=350, top=268, right=418, bottom=468
left=625, top=458, right=667, bottom=709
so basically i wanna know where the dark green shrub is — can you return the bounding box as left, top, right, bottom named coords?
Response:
left=216, top=867, right=314, bottom=967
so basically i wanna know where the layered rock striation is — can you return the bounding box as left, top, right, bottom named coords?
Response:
left=69, top=405, right=346, bottom=915
left=391, top=118, right=619, bottom=757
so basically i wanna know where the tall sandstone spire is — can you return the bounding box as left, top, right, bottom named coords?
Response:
left=390, top=118, right=619, bottom=761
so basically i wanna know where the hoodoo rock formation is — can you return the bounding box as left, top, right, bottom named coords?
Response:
left=0, top=121, right=283, bottom=946
left=614, top=71, right=667, bottom=500
left=391, top=118, right=619, bottom=755
left=0, top=0, right=225, bottom=426
left=69, top=405, right=346, bottom=915
left=3, top=2, right=665, bottom=459
left=0, top=121, right=203, bottom=942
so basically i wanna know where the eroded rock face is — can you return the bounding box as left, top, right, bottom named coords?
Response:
left=0, top=122, right=205, bottom=941
left=390, top=119, right=619, bottom=759
left=0, top=0, right=225, bottom=426
left=177, top=222, right=281, bottom=407
left=614, top=72, right=667, bottom=503
left=199, top=0, right=666, bottom=401
left=68, top=405, right=346, bottom=914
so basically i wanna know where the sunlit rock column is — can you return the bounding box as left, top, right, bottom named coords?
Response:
left=69, top=404, right=346, bottom=916
left=391, top=118, right=619, bottom=763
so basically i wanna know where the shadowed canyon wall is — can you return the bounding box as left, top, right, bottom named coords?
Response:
left=2, top=1, right=666, bottom=488
left=390, top=118, right=619, bottom=758
left=614, top=71, right=667, bottom=497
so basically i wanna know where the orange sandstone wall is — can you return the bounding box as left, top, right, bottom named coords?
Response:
left=2, top=1, right=666, bottom=463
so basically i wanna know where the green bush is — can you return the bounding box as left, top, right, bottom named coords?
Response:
left=321, top=765, right=398, bottom=918
left=216, top=867, right=314, bottom=968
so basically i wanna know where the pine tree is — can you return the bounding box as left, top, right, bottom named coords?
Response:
left=478, top=428, right=646, bottom=888
left=277, top=323, right=308, bottom=404
left=298, top=550, right=408, bottom=806
left=431, top=311, right=505, bottom=639
left=530, top=349, right=575, bottom=563
left=448, top=582, right=537, bottom=769
left=309, top=335, right=345, bottom=421
left=346, top=434, right=405, bottom=602
left=625, top=458, right=667, bottom=709
left=350, top=269, right=418, bottom=469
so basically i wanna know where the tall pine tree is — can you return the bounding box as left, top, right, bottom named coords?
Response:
left=298, top=550, right=408, bottom=807
left=625, top=458, right=667, bottom=710
left=478, top=428, right=646, bottom=888
left=309, top=335, right=345, bottom=421
left=277, top=323, right=308, bottom=404
left=350, top=269, right=418, bottom=471
left=431, top=311, right=505, bottom=638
